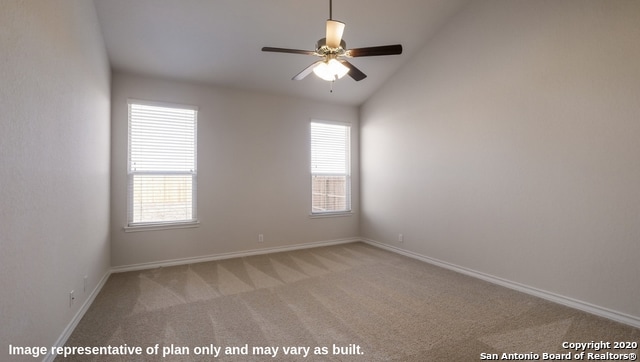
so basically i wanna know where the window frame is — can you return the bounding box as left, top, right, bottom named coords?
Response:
left=125, top=99, right=199, bottom=232
left=309, top=119, right=352, bottom=217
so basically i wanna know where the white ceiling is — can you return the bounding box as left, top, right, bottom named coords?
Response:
left=94, top=0, right=468, bottom=106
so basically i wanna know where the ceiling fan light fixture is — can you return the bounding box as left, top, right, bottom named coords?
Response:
left=325, top=20, right=345, bottom=49
left=313, top=58, right=349, bottom=81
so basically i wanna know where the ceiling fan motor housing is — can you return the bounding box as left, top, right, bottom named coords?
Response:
left=316, top=38, right=347, bottom=56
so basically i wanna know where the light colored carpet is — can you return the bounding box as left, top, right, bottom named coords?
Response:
left=59, top=242, right=639, bottom=361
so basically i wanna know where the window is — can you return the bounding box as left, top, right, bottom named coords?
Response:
left=127, top=100, right=197, bottom=228
left=310, top=121, right=351, bottom=214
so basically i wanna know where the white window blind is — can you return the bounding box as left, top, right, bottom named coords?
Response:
left=310, top=121, right=351, bottom=214
left=128, top=100, right=197, bottom=226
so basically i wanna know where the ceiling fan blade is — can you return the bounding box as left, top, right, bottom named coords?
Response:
left=346, top=44, right=403, bottom=57
left=262, top=47, right=317, bottom=56
left=292, top=61, right=324, bottom=80
left=326, top=20, right=345, bottom=48
left=340, top=60, right=367, bottom=81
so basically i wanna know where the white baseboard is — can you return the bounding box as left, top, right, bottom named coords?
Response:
left=43, top=270, right=112, bottom=362
left=362, top=238, right=640, bottom=329
left=111, top=237, right=360, bottom=273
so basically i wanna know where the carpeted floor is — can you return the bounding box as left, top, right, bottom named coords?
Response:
left=59, top=242, right=639, bottom=361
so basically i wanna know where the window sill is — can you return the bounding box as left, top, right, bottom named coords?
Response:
left=309, top=212, right=354, bottom=219
left=124, top=221, right=200, bottom=233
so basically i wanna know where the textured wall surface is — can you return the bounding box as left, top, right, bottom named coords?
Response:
left=361, top=0, right=640, bottom=320
left=110, top=73, right=359, bottom=267
left=0, top=0, right=111, bottom=355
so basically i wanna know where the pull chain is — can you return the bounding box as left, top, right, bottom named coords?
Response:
left=329, top=0, right=335, bottom=93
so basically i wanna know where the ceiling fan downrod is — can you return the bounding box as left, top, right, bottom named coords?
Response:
left=329, top=0, right=333, bottom=20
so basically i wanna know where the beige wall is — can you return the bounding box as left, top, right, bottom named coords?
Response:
left=0, top=0, right=111, bottom=355
left=361, top=0, right=640, bottom=319
left=110, top=73, right=359, bottom=267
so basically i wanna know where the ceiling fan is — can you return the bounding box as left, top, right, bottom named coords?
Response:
left=261, top=0, right=403, bottom=83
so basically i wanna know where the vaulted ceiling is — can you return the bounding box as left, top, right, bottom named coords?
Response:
left=94, top=0, right=468, bottom=106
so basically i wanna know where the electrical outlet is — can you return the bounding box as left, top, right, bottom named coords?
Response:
left=398, top=233, right=404, bottom=243
left=84, top=275, right=88, bottom=293
left=69, top=290, right=76, bottom=307
left=258, top=234, right=264, bottom=243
